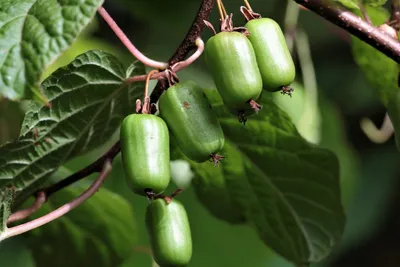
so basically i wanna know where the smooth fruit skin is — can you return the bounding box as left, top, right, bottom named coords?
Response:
left=245, top=18, right=296, bottom=91
left=146, top=198, right=192, bottom=267
left=205, top=31, right=262, bottom=110
left=159, top=81, right=225, bottom=162
left=120, top=114, right=170, bottom=196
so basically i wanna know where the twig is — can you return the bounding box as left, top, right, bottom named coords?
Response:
left=150, top=0, right=215, bottom=104
left=293, top=0, right=400, bottom=63
left=1, top=161, right=112, bottom=241
left=7, top=192, right=46, bottom=224
left=98, top=7, right=168, bottom=70
left=42, top=141, right=120, bottom=198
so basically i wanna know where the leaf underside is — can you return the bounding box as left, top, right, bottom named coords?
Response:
left=0, top=50, right=145, bottom=208
left=181, top=90, right=345, bottom=265
left=25, top=184, right=137, bottom=267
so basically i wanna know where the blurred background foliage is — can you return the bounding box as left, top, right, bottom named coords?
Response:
left=0, top=0, right=399, bottom=266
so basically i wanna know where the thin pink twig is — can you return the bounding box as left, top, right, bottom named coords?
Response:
left=0, top=161, right=112, bottom=241
left=7, top=192, right=46, bottom=224
left=124, top=38, right=205, bottom=85
left=98, top=7, right=168, bottom=70
left=171, top=38, right=204, bottom=71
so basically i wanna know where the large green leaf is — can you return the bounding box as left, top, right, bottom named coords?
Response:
left=0, top=50, right=145, bottom=208
left=184, top=90, right=345, bottom=265
left=0, top=187, right=14, bottom=234
left=351, top=6, right=399, bottom=105
left=0, top=0, right=104, bottom=101
left=24, top=183, right=136, bottom=267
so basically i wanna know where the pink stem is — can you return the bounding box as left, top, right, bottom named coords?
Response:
left=171, top=38, right=204, bottom=71
left=1, top=161, right=112, bottom=241
left=98, top=7, right=168, bottom=70
left=7, top=192, right=46, bottom=224
left=124, top=38, right=204, bottom=84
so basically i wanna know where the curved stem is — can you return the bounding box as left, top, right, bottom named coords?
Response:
left=7, top=192, right=46, bottom=224
left=360, top=113, right=394, bottom=143
left=144, top=70, right=159, bottom=99
left=142, top=70, right=159, bottom=114
left=126, top=38, right=205, bottom=85
left=98, top=7, right=168, bottom=70
left=171, top=38, right=205, bottom=71
left=293, top=0, right=400, bottom=63
left=2, top=161, right=112, bottom=241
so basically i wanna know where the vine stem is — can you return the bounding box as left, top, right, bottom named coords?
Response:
left=1, top=161, right=112, bottom=241
left=292, top=0, right=400, bottom=63
left=124, top=37, right=204, bottom=84
left=98, top=7, right=168, bottom=70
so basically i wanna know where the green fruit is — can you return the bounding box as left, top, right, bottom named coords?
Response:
left=120, top=114, right=170, bottom=196
left=245, top=18, right=295, bottom=91
left=205, top=31, right=263, bottom=110
left=159, top=81, right=225, bottom=162
left=146, top=198, right=192, bottom=267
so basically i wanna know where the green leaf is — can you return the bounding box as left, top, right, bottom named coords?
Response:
left=185, top=90, right=345, bottom=265
left=0, top=187, right=14, bottom=234
left=363, top=0, right=388, bottom=6
left=351, top=6, right=399, bottom=105
left=0, top=0, right=104, bottom=101
left=25, top=183, right=136, bottom=267
left=334, top=0, right=360, bottom=10
left=0, top=50, right=145, bottom=208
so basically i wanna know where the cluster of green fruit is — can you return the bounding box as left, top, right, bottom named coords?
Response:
left=205, top=8, right=296, bottom=123
left=120, top=80, right=223, bottom=266
left=118, top=7, right=295, bottom=267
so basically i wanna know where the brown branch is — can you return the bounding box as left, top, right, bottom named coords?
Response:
left=29, top=0, right=215, bottom=202
left=294, top=0, right=400, bottom=63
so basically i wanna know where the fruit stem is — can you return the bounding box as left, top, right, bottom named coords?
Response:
left=98, top=7, right=168, bottom=70
left=7, top=192, right=46, bottom=224
left=216, top=0, right=227, bottom=21
left=142, top=70, right=159, bottom=114
left=243, top=0, right=253, bottom=11
left=1, top=161, right=112, bottom=242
